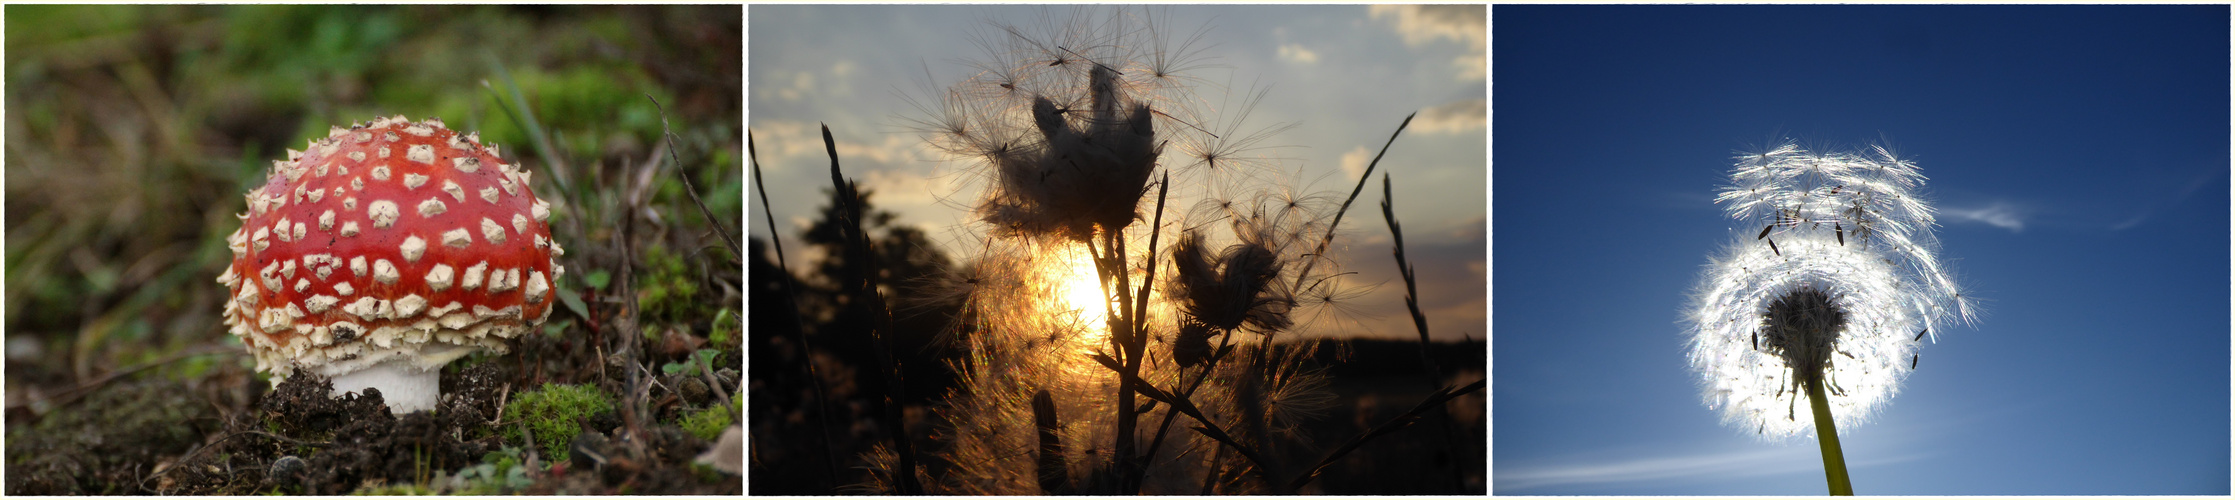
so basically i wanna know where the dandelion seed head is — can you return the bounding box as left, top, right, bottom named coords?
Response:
left=1689, top=140, right=1974, bottom=440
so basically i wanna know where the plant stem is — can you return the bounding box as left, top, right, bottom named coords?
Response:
left=1806, top=374, right=1853, bottom=496
left=749, top=131, right=841, bottom=491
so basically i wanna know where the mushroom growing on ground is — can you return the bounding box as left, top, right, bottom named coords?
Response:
left=218, top=115, right=565, bottom=414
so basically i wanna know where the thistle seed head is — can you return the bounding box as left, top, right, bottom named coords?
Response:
left=1170, top=229, right=1291, bottom=334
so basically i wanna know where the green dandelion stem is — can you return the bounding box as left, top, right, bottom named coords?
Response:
left=1806, top=373, right=1854, bottom=496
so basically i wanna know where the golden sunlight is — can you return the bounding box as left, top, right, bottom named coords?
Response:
left=1045, top=247, right=1110, bottom=332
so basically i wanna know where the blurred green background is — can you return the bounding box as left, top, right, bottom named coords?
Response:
left=4, top=4, right=741, bottom=388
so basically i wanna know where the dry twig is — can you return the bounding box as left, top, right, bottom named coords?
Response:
left=647, top=94, right=740, bottom=259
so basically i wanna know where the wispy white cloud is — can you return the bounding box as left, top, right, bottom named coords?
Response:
left=756, top=59, right=862, bottom=102
left=1276, top=43, right=1319, bottom=64
left=1497, top=447, right=1807, bottom=492
left=1496, top=445, right=1928, bottom=493
left=2115, top=166, right=2225, bottom=231
left=1414, top=98, right=1486, bottom=134
left=1368, top=5, right=1486, bottom=81
left=1338, top=145, right=1371, bottom=180
left=1942, top=201, right=2028, bottom=232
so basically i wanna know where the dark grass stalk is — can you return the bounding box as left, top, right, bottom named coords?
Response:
left=1079, top=197, right=1154, bottom=492
left=1284, top=378, right=1486, bottom=492
left=1096, top=227, right=1144, bottom=494
left=1132, top=174, right=1171, bottom=346
left=821, top=124, right=923, bottom=495
left=1119, top=173, right=1172, bottom=492
left=1249, top=112, right=1414, bottom=371
left=1379, top=174, right=1435, bottom=373
left=1382, top=173, right=1465, bottom=491
left=1136, top=330, right=1237, bottom=482
left=748, top=131, right=842, bottom=490
left=647, top=94, right=741, bottom=259
left=1287, top=112, right=1415, bottom=307
left=1093, top=359, right=1274, bottom=487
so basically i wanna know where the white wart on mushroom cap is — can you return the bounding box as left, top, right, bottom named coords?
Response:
left=217, top=115, right=565, bottom=413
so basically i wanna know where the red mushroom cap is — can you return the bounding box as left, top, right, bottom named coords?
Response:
left=218, top=116, right=565, bottom=383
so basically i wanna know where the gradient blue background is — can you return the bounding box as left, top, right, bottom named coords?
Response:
left=1492, top=5, right=2230, bottom=495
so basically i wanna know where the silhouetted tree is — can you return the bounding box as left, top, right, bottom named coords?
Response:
left=794, top=186, right=964, bottom=406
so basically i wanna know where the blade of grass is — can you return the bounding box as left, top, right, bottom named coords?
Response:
left=480, top=57, right=574, bottom=198
left=822, top=124, right=922, bottom=495
left=1288, top=111, right=1414, bottom=299
left=1380, top=174, right=1433, bottom=362
left=1382, top=172, right=1468, bottom=492
left=749, top=129, right=842, bottom=491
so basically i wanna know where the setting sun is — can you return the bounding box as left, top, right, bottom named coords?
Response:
left=1046, top=248, right=1110, bottom=331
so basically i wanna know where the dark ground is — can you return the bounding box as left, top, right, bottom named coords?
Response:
left=747, top=336, right=1487, bottom=494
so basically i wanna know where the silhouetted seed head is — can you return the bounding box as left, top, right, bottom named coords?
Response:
left=1173, top=320, right=1213, bottom=368
left=1170, top=229, right=1291, bottom=333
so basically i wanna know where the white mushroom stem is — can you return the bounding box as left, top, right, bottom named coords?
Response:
left=329, top=358, right=442, bottom=414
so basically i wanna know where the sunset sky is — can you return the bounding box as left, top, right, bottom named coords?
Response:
left=748, top=5, right=1486, bottom=342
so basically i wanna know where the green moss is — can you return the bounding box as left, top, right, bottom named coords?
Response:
left=501, top=383, right=615, bottom=458
left=678, top=391, right=740, bottom=441
left=636, top=245, right=701, bottom=325
left=710, top=308, right=738, bottom=347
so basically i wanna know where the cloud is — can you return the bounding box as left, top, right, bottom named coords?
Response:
left=1305, top=219, right=1486, bottom=342
left=1942, top=201, right=2027, bottom=232
left=1414, top=99, right=1486, bottom=134
left=1339, top=145, right=1371, bottom=181
left=1368, top=5, right=1486, bottom=81
left=1277, top=43, right=1320, bottom=65
left=775, top=71, right=814, bottom=101
left=2116, top=166, right=2225, bottom=231
left=1497, top=448, right=1804, bottom=492
left=758, top=59, right=862, bottom=102
left=1496, top=446, right=1928, bottom=493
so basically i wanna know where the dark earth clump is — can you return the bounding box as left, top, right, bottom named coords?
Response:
left=11, top=358, right=740, bottom=495
left=143, top=373, right=498, bottom=494
left=4, top=378, right=222, bottom=494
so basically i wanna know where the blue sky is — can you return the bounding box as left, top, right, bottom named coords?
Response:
left=1492, top=5, right=2229, bottom=495
left=749, top=5, right=1486, bottom=342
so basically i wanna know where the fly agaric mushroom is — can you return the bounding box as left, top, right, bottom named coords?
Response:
left=217, top=115, right=565, bottom=414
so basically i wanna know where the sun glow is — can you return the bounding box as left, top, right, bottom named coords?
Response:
left=1046, top=248, right=1110, bottom=332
